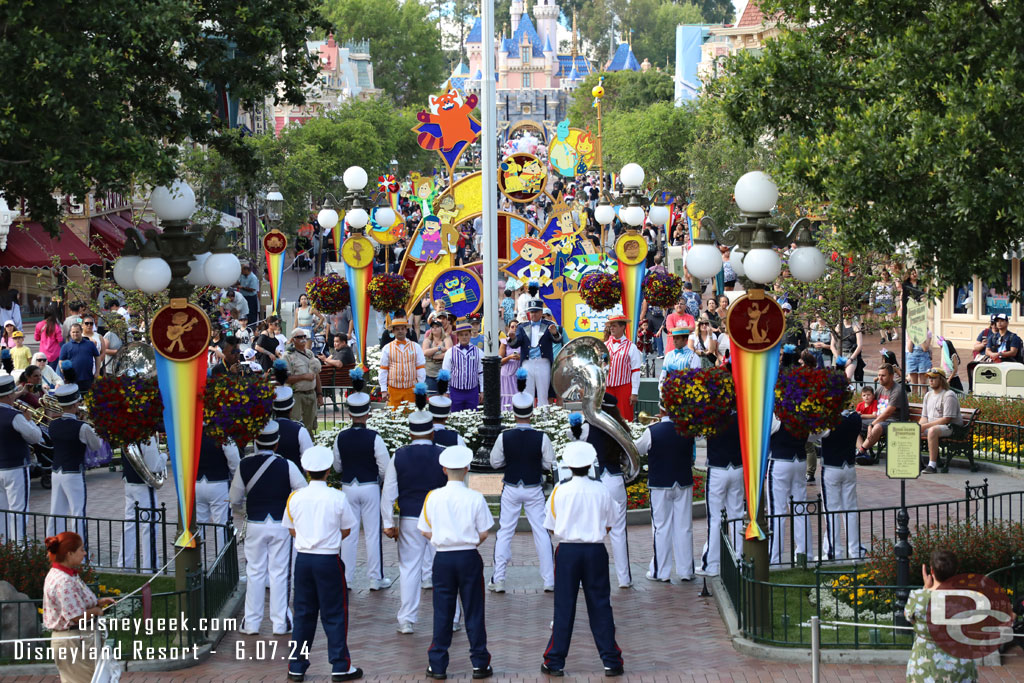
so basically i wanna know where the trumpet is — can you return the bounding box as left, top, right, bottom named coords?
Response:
left=15, top=399, right=49, bottom=425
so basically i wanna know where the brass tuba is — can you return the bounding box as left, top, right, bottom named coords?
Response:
left=552, top=337, right=641, bottom=483
left=113, top=343, right=166, bottom=489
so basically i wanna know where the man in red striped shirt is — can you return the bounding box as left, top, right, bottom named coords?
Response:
left=604, top=315, right=643, bottom=421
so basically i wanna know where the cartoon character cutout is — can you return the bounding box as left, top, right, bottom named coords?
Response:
left=501, top=157, right=526, bottom=194
left=574, top=129, right=595, bottom=175
left=512, top=236, right=553, bottom=286
left=546, top=203, right=580, bottom=293
left=419, top=215, right=444, bottom=261
left=435, top=195, right=463, bottom=255
left=412, top=175, right=439, bottom=216
left=415, top=84, right=480, bottom=152
left=549, top=119, right=579, bottom=177
left=519, top=157, right=546, bottom=193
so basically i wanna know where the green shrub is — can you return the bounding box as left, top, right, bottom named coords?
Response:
left=0, top=540, right=96, bottom=600
left=958, top=396, right=1024, bottom=425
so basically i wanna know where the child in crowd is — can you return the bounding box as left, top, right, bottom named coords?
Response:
left=10, top=331, right=31, bottom=370
left=855, top=386, right=878, bottom=419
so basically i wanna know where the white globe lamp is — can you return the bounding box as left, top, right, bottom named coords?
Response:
left=346, top=207, right=369, bottom=229
left=186, top=252, right=212, bottom=287
left=343, top=166, right=368, bottom=191
left=620, top=163, right=645, bottom=189
left=375, top=206, right=397, bottom=228
left=730, top=246, right=746, bottom=279
left=133, top=257, right=173, bottom=294
left=621, top=205, right=645, bottom=228
left=150, top=181, right=196, bottom=221
left=734, top=171, right=778, bottom=214
left=788, top=246, right=826, bottom=282
left=112, top=255, right=141, bottom=290
left=205, top=252, right=242, bottom=289
left=648, top=203, right=670, bottom=227
left=317, top=207, right=339, bottom=230
left=743, top=248, right=782, bottom=285
left=594, top=202, right=615, bottom=226
left=686, top=243, right=723, bottom=280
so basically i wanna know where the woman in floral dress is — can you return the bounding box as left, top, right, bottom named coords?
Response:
left=498, top=319, right=521, bottom=410
left=904, top=549, right=979, bottom=683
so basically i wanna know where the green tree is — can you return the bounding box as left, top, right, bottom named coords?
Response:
left=627, top=0, right=705, bottom=70
left=567, top=70, right=674, bottom=130
left=714, top=0, right=1024, bottom=289
left=601, top=101, right=697, bottom=192
left=0, top=0, right=324, bottom=233
left=321, top=0, right=447, bottom=108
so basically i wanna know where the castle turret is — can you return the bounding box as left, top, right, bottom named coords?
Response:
left=533, top=0, right=559, bottom=57
left=510, top=0, right=523, bottom=35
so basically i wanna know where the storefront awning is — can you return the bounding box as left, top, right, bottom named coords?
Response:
left=0, top=222, right=102, bottom=268
left=107, top=210, right=160, bottom=235
left=89, top=216, right=126, bottom=261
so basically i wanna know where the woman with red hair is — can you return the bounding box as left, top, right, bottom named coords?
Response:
left=42, top=532, right=113, bottom=682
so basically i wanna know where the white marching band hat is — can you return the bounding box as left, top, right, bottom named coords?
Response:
left=274, top=385, right=295, bottom=411
left=562, top=441, right=597, bottom=468
left=256, top=419, right=281, bottom=446
left=512, top=392, right=534, bottom=418
left=408, top=410, right=435, bottom=436
left=346, top=392, right=371, bottom=417
left=300, top=445, right=334, bottom=472
left=54, top=383, right=82, bottom=406
left=0, top=375, right=14, bottom=397
left=428, top=394, right=452, bottom=418
left=439, top=445, right=473, bottom=469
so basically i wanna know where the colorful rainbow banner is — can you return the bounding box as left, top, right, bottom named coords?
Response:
left=345, top=262, right=373, bottom=368
left=618, top=260, right=646, bottom=341
left=155, top=353, right=208, bottom=548
left=263, top=229, right=287, bottom=316
left=332, top=212, right=346, bottom=262
left=730, top=343, right=782, bottom=540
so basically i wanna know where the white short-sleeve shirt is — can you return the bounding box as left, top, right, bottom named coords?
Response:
left=417, top=481, right=494, bottom=552
left=283, top=480, right=358, bottom=554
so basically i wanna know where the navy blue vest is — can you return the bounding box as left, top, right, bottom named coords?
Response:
left=0, top=407, right=29, bottom=469
left=123, top=451, right=146, bottom=485
left=49, top=417, right=87, bottom=472
left=770, top=424, right=806, bottom=461
left=646, top=420, right=694, bottom=488
left=821, top=412, right=862, bottom=468
left=276, top=418, right=303, bottom=470
left=335, top=425, right=381, bottom=484
left=586, top=424, right=622, bottom=475
left=239, top=453, right=292, bottom=521
left=434, top=427, right=461, bottom=448
left=197, top=435, right=231, bottom=482
left=393, top=443, right=445, bottom=517
left=500, top=427, right=545, bottom=486
left=706, top=416, right=742, bottom=468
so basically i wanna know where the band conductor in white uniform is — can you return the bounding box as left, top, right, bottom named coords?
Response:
left=48, top=383, right=101, bottom=541
left=0, top=374, right=43, bottom=542
left=231, top=420, right=307, bottom=635
left=488, top=382, right=555, bottom=592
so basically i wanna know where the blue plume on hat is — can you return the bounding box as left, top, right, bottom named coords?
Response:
left=61, top=359, right=72, bottom=370
left=835, top=355, right=848, bottom=368
left=350, top=366, right=364, bottom=381
left=414, top=381, right=428, bottom=410
left=273, top=359, right=288, bottom=371
left=350, top=366, right=365, bottom=393
left=783, top=344, right=797, bottom=354
left=273, top=358, right=289, bottom=385
left=0, top=348, right=9, bottom=359
left=516, top=367, right=528, bottom=392
left=569, top=412, right=583, bottom=426
left=438, top=369, right=451, bottom=381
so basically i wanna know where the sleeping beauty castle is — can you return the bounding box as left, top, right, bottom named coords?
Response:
left=457, top=0, right=597, bottom=137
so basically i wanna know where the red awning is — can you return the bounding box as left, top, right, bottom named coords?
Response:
left=89, top=217, right=126, bottom=261
left=0, top=222, right=103, bottom=269
left=109, top=210, right=160, bottom=234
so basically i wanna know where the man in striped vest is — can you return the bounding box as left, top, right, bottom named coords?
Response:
left=441, top=321, right=483, bottom=412
left=604, top=315, right=642, bottom=422
left=379, top=318, right=426, bottom=409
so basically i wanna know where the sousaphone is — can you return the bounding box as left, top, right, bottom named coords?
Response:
left=112, top=343, right=166, bottom=489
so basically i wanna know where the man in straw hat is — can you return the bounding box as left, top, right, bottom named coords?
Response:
left=419, top=445, right=494, bottom=680
left=603, top=314, right=642, bottom=422
left=920, top=367, right=964, bottom=474
left=284, top=445, right=364, bottom=682
left=441, top=320, right=484, bottom=412
left=230, top=420, right=308, bottom=636
left=379, top=317, right=426, bottom=410
left=0, top=374, right=43, bottom=541
left=659, top=324, right=701, bottom=388
left=47, top=382, right=102, bottom=539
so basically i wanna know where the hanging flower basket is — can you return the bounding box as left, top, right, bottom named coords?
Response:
left=203, top=375, right=275, bottom=448
left=661, top=367, right=736, bottom=438
left=579, top=272, right=621, bottom=311
left=305, top=273, right=351, bottom=313
left=368, top=273, right=411, bottom=313
left=774, top=366, right=851, bottom=439
left=84, top=376, right=164, bottom=449
left=642, top=271, right=683, bottom=310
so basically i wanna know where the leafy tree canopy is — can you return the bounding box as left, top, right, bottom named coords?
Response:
left=0, top=0, right=324, bottom=233
left=602, top=101, right=696, bottom=193
left=567, top=70, right=674, bottom=131
left=321, top=0, right=447, bottom=108
left=714, top=0, right=1024, bottom=290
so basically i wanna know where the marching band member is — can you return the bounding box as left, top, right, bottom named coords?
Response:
left=273, top=386, right=314, bottom=470
left=118, top=433, right=168, bottom=570
left=333, top=368, right=392, bottom=590
left=381, top=386, right=447, bottom=633
left=633, top=403, right=694, bottom=583
left=604, top=315, right=642, bottom=422
left=420, top=445, right=494, bottom=680
left=767, top=417, right=810, bottom=565
left=488, top=381, right=555, bottom=592
left=195, top=428, right=240, bottom=548
left=542, top=441, right=624, bottom=678
left=569, top=396, right=633, bottom=588
left=0, top=374, right=42, bottom=542
left=379, top=317, right=426, bottom=409
left=429, top=370, right=467, bottom=448
left=285, top=445, right=364, bottom=683
left=817, top=410, right=864, bottom=560
left=230, top=420, right=307, bottom=635
left=506, top=299, right=561, bottom=407
left=659, top=324, right=701, bottom=387
left=48, top=383, right=101, bottom=540
left=698, top=411, right=744, bottom=577
left=441, top=321, right=484, bottom=412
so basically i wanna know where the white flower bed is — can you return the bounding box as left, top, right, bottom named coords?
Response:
left=806, top=582, right=892, bottom=624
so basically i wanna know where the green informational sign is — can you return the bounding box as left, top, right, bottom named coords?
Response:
left=886, top=422, right=922, bottom=479
left=907, top=298, right=928, bottom=347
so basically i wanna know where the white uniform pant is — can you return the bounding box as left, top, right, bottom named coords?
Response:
left=491, top=484, right=554, bottom=585
left=195, top=479, right=231, bottom=547
left=648, top=485, right=693, bottom=580
left=821, top=464, right=861, bottom=560
left=0, top=466, right=29, bottom=542
left=119, top=483, right=158, bottom=570
left=522, top=358, right=551, bottom=407
left=396, top=518, right=459, bottom=625
left=601, top=472, right=631, bottom=586
left=767, top=459, right=809, bottom=564
left=700, top=466, right=745, bottom=575
left=341, top=483, right=384, bottom=583
left=243, top=520, right=293, bottom=634
left=48, top=470, right=86, bottom=541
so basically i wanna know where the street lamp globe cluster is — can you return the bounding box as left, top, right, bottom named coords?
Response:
left=686, top=171, right=827, bottom=286
left=593, top=163, right=671, bottom=232
left=315, top=165, right=380, bottom=234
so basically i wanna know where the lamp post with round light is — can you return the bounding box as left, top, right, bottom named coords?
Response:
left=685, top=171, right=825, bottom=633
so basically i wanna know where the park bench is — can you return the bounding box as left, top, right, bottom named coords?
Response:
left=867, top=403, right=980, bottom=473
left=319, top=362, right=356, bottom=414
